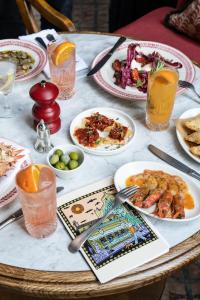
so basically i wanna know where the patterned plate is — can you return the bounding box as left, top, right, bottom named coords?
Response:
left=0, top=39, right=47, bottom=81
left=114, top=161, right=200, bottom=222
left=92, top=40, right=195, bottom=101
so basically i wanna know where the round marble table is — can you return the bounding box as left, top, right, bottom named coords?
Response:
left=0, top=32, right=200, bottom=299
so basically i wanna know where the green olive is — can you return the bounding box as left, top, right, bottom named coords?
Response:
left=49, top=154, right=59, bottom=165
left=60, top=154, right=70, bottom=165
left=54, top=149, right=63, bottom=157
left=68, top=160, right=79, bottom=170
left=69, top=152, right=79, bottom=161
left=55, top=161, right=65, bottom=170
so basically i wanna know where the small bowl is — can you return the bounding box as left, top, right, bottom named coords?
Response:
left=47, top=144, right=85, bottom=180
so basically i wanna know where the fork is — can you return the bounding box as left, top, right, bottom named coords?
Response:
left=68, top=185, right=139, bottom=253
left=179, top=80, right=200, bottom=99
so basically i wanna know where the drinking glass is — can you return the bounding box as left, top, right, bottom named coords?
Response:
left=146, top=68, right=179, bottom=131
left=0, top=60, right=16, bottom=118
left=48, top=40, right=76, bottom=100
left=16, top=165, right=57, bottom=238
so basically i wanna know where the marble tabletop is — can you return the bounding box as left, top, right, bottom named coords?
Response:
left=0, top=33, right=200, bottom=272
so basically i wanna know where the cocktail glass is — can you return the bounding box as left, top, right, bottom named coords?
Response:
left=0, top=60, right=16, bottom=118
left=48, top=40, right=76, bottom=100
left=146, top=68, right=179, bottom=131
left=16, top=165, right=57, bottom=238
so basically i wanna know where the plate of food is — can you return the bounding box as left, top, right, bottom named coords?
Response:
left=0, top=39, right=47, bottom=81
left=70, top=107, right=136, bottom=155
left=114, top=161, right=200, bottom=222
left=92, top=41, right=195, bottom=101
left=176, top=108, right=200, bottom=163
left=0, top=138, right=31, bottom=207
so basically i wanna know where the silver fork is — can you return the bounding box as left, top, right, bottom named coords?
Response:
left=179, top=80, right=200, bottom=99
left=68, top=186, right=139, bottom=253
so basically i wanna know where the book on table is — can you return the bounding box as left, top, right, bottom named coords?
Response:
left=57, top=177, right=169, bottom=283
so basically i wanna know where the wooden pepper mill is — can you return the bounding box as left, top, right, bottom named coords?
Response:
left=29, top=80, right=61, bottom=134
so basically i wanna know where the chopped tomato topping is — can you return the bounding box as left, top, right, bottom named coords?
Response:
left=74, top=128, right=99, bottom=147
left=108, top=123, right=128, bottom=141
left=131, top=68, right=139, bottom=81
left=85, top=113, right=114, bottom=131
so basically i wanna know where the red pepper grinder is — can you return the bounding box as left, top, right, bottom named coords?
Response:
left=30, top=80, right=61, bottom=134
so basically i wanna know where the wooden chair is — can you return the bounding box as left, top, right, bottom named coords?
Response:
left=16, top=0, right=76, bottom=34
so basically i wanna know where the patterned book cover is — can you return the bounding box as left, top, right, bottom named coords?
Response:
left=57, top=177, right=169, bottom=283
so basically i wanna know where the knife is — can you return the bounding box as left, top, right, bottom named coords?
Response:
left=35, top=37, right=47, bottom=50
left=0, top=186, right=64, bottom=230
left=87, top=36, right=126, bottom=76
left=148, top=144, right=200, bottom=181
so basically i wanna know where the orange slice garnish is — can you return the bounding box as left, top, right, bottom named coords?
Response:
left=16, top=165, right=44, bottom=193
left=154, top=69, right=178, bottom=85
left=52, top=41, right=75, bottom=66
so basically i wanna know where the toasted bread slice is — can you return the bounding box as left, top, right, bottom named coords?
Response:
left=190, top=145, right=200, bottom=157
left=184, top=114, right=200, bottom=131
left=185, top=131, right=200, bottom=144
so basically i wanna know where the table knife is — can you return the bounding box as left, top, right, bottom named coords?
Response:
left=148, top=144, right=200, bottom=181
left=0, top=186, right=64, bottom=230
left=87, top=36, right=126, bottom=76
left=35, top=37, right=47, bottom=50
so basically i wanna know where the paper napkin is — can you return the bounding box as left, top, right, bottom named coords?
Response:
left=19, top=29, right=88, bottom=78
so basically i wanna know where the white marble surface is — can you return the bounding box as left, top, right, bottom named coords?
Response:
left=0, top=33, right=200, bottom=272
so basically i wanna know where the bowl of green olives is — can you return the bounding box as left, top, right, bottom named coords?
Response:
left=47, top=145, right=85, bottom=179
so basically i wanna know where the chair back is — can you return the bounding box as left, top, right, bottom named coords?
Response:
left=16, top=0, right=76, bottom=34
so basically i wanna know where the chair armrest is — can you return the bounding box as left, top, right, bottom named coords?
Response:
left=30, top=0, right=76, bottom=32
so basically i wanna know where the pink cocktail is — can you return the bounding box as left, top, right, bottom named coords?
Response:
left=48, top=40, right=76, bottom=100
left=16, top=165, right=57, bottom=238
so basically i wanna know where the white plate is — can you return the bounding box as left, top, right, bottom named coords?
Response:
left=176, top=108, right=200, bottom=163
left=0, top=39, right=47, bottom=81
left=92, top=40, right=195, bottom=101
left=70, top=107, right=136, bottom=155
left=114, top=161, right=200, bottom=222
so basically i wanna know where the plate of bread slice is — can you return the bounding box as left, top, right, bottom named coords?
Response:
left=176, top=108, right=200, bottom=163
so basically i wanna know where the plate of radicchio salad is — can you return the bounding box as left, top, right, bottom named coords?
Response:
left=114, top=161, right=200, bottom=222
left=70, top=107, right=136, bottom=155
left=92, top=41, right=195, bottom=101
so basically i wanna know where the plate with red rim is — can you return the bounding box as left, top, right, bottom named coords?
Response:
left=92, top=40, right=195, bottom=101
left=0, top=39, right=47, bottom=81
left=114, top=161, right=200, bottom=222
left=70, top=107, right=136, bottom=156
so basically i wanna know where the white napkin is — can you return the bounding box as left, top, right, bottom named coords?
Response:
left=19, top=29, right=88, bottom=78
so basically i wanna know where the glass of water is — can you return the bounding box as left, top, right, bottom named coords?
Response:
left=0, top=60, right=16, bottom=118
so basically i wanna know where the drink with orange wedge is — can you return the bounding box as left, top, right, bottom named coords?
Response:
left=146, top=67, right=179, bottom=131
left=48, top=40, right=76, bottom=100
left=16, top=164, right=57, bottom=238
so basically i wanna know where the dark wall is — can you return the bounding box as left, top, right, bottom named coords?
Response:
left=0, top=0, right=26, bottom=39
left=109, top=0, right=177, bottom=32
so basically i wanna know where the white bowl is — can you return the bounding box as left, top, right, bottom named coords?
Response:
left=47, top=144, right=85, bottom=180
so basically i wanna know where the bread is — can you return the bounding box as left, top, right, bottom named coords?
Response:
left=185, top=131, right=200, bottom=144
left=184, top=115, right=200, bottom=131
left=190, top=145, right=200, bottom=157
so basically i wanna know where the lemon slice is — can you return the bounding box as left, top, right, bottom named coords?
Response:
left=17, top=165, right=44, bottom=193
left=52, top=41, right=75, bottom=66
left=0, top=73, right=14, bottom=92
